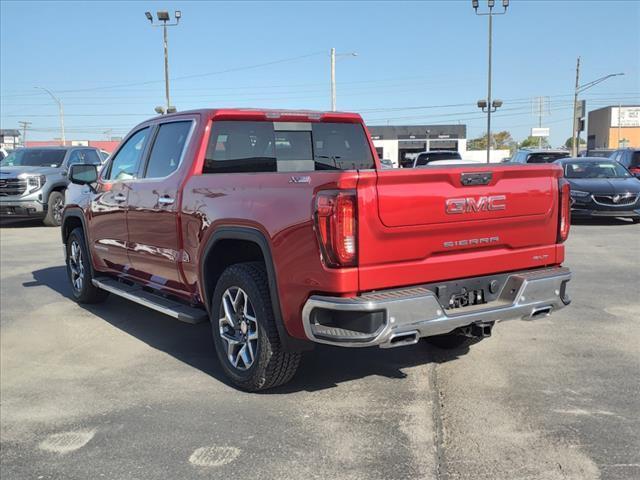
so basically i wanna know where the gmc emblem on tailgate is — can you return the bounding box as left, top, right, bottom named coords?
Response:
left=445, top=195, right=506, bottom=214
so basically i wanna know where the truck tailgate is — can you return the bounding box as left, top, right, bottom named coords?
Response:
left=357, top=165, right=564, bottom=291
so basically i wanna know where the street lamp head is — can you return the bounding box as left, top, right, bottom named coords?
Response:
left=472, top=0, right=479, bottom=9
left=477, top=99, right=488, bottom=109
left=502, top=0, right=509, bottom=8
left=492, top=99, right=503, bottom=108
left=145, top=11, right=153, bottom=22
left=156, top=10, right=170, bottom=21
left=154, top=106, right=165, bottom=115
left=175, top=10, right=181, bottom=20
left=488, top=0, right=495, bottom=8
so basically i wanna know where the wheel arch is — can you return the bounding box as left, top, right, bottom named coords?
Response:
left=199, top=226, right=311, bottom=352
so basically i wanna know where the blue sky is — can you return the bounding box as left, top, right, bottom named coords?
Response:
left=1, top=0, right=638, bottom=146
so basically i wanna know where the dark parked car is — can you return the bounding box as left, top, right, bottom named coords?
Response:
left=555, top=157, right=640, bottom=223
left=401, top=150, right=462, bottom=168
left=609, top=148, right=640, bottom=177
left=509, top=149, right=570, bottom=164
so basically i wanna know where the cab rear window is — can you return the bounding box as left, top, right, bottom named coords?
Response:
left=203, top=121, right=374, bottom=173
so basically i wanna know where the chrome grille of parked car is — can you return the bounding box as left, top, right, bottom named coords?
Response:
left=591, top=194, right=638, bottom=206
left=0, top=178, right=27, bottom=197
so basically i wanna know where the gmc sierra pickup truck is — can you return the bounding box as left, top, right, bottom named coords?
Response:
left=62, top=108, right=572, bottom=391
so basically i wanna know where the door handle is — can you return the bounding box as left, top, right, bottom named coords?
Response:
left=158, top=195, right=175, bottom=205
left=113, top=193, right=126, bottom=202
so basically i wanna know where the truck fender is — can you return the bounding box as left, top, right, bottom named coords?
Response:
left=199, top=226, right=312, bottom=352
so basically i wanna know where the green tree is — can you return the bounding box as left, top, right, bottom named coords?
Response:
left=468, top=131, right=513, bottom=150
left=520, top=136, right=550, bottom=148
left=564, top=137, right=586, bottom=149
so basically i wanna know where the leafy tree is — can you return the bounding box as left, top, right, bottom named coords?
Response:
left=520, top=136, right=550, bottom=148
left=468, top=131, right=513, bottom=150
left=564, top=137, right=586, bottom=149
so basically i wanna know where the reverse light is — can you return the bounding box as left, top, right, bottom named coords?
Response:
left=314, top=190, right=357, bottom=267
left=558, top=178, right=571, bottom=243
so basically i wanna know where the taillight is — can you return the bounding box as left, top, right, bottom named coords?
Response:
left=557, top=178, right=571, bottom=243
left=314, top=190, right=357, bottom=267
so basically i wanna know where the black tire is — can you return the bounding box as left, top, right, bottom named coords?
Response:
left=631, top=218, right=640, bottom=224
left=423, top=333, right=474, bottom=350
left=210, top=262, right=301, bottom=392
left=65, top=227, right=109, bottom=304
left=43, top=190, right=65, bottom=227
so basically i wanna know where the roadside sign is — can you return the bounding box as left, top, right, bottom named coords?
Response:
left=576, top=100, right=586, bottom=119
left=531, top=127, right=550, bottom=137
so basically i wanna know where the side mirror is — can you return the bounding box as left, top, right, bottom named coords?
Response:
left=69, top=164, right=98, bottom=185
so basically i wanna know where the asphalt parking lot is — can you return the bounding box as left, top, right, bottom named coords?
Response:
left=1, top=218, right=638, bottom=480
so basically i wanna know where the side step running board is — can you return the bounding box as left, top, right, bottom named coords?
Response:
left=92, top=277, right=208, bottom=324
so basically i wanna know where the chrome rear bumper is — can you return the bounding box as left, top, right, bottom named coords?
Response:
left=302, top=267, right=571, bottom=348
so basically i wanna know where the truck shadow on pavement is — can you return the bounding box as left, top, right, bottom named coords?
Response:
left=26, top=265, right=469, bottom=393
left=571, top=217, right=638, bottom=226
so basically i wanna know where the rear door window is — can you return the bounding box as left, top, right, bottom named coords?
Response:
left=203, top=121, right=374, bottom=174
left=144, top=121, right=192, bottom=178
left=526, top=152, right=569, bottom=164
left=68, top=149, right=101, bottom=166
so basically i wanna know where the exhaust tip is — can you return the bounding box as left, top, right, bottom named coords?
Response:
left=528, top=306, right=552, bottom=320
left=381, top=331, right=419, bottom=349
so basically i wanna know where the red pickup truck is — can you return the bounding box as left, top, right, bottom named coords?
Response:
left=62, top=108, right=572, bottom=391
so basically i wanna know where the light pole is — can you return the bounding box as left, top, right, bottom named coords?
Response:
left=35, top=86, right=65, bottom=146
left=473, top=0, right=508, bottom=163
left=570, top=61, right=623, bottom=156
left=330, top=48, right=357, bottom=111
left=145, top=10, right=181, bottom=113
left=477, top=99, right=503, bottom=161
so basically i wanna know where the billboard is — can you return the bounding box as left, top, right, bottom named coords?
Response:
left=531, top=127, right=550, bottom=137
left=611, top=107, right=640, bottom=127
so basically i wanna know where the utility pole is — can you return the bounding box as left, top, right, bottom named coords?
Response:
left=330, top=48, right=336, bottom=112
left=473, top=0, right=509, bottom=163
left=18, top=121, right=32, bottom=148
left=35, top=86, right=65, bottom=146
left=571, top=59, right=623, bottom=156
left=145, top=10, right=181, bottom=113
left=533, top=96, right=549, bottom=148
left=618, top=102, right=622, bottom=147
left=571, top=57, right=581, bottom=157
left=329, top=48, right=357, bottom=112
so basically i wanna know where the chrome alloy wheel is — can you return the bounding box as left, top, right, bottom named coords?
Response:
left=68, top=240, right=85, bottom=292
left=218, top=287, right=259, bottom=371
left=52, top=196, right=64, bottom=224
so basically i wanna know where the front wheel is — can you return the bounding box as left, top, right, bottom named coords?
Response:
left=66, top=228, right=108, bottom=304
left=44, top=190, right=64, bottom=226
left=211, top=262, right=300, bottom=391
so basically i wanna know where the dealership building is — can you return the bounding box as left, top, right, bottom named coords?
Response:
left=368, top=124, right=467, bottom=166
left=587, top=105, right=640, bottom=149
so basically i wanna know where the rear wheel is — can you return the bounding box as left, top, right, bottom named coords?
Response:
left=66, top=228, right=108, bottom=304
left=44, top=190, right=64, bottom=226
left=631, top=217, right=640, bottom=224
left=211, top=262, right=300, bottom=391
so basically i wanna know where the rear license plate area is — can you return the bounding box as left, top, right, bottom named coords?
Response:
left=447, top=288, right=486, bottom=310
